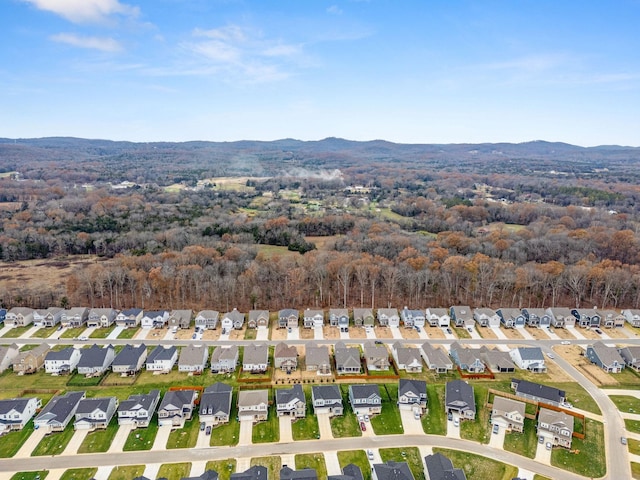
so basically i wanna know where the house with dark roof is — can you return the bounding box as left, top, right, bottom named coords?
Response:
left=586, top=341, right=625, bottom=373
left=449, top=342, right=485, bottom=373
left=146, top=345, right=178, bottom=372
left=372, top=461, right=415, bottom=480
left=0, top=308, right=5, bottom=324
left=401, top=307, right=425, bottom=328
left=45, top=346, right=81, bottom=375
left=87, top=308, right=117, bottom=328
left=449, top=306, right=474, bottom=328
left=117, top=389, right=160, bottom=427
left=169, top=309, right=193, bottom=330
left=115, top=308, right=143, bottom=328
left=424, top=453, right=466, bottom=480
left=199, top=382, right=232, bottom=425
left=195, top=310, right=219, bottom=330
left=305, top=343, right=331, bottom=375
left=210, top=345, right=239, bottom=373
left=230, top=466, right=268, bottom=480
left=278, top=309, right=299, bottom=329
left=74, top=396, right=118, bottom=430
left=509, top=347, right=546, bottom=372
left=0, top=343, right=19, bottom=374
left=112, top=344, right=147, bottom=375
left=445, top=380, right=476, bottom=420
left=398, top=379, right=427, bottom=411
left=243, top=344, right=269, bottom=373
left=0, top=397, right=41, bottom=434
left=247, top=310, right=269, bottom=329
left=478, top=346, right=516, bottom=373
left=491, top=397, right=525, bottom=433
left=280, top=466, right=317, bottom=480
left=420, top=343, right=453, bottom=374
left=522, top=308, right=551, bottom=328
left=178, top=345, right=208, bottom=373
left=77, top=344, right=115, bottom=376
left=35, top=391, right=86, bottom=431
left=311, top=385, right=343, bottom=416
left=497, top=308, right=526, bottom=329
left=348, top=384, right=381, bottom=416
left=274, top=343, right=298, bottom=372
left=158, top=390, right=198, bottom=427
left=141, top=310, right=169, bottom=329
left=335, top=342, right=361, bottom=374
left=276, top=384, right=306, bottom=418
left=571, top=308, right=601, bottom=328
left=512, top=379, right=565, bottom=406
left=13, top=343, right=50, bottom=374
left=364, top=341, right=390, bottom=371
left=392, top=342, right=423, bottom=372
left=181, top=470, right=219, bottom=480
left=328, top=464, right=363, bottom=480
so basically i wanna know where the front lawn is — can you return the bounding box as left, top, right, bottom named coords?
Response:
left=32, top=424, right=76, bottom=456
left=337, top=450, right=371, bottom=480
left=460, top=384, right=490, bottom=444
left=503, top=418, right=537, bottom=458
left=32, top=326, right=57, bottom=338
left=210, top=392, right=240, bottom=446
left=10, top=471, right=48, bottom=480
left=123, top=423, right=158, bottom=451
left=371, top=383, right=403, bottom=435
left=295, top=453, right=327, bottom=479
left=626, top=419, right=640, bottom=434
left=2, top=326, right=32, bottom=338
left=206, top=460, right=237, bottom=480
left=632, top=462, right=640, bottom=480
left=107, top=466, right=145, bottom=480
left=89, top=326, right=116, bottom=339
left=156, top=463, right=191, bottom=480
left=117, top=327, right=140, bottom=339
left=533, top=476, right=552, bottom=480
left=167, top=416, right=200, bottom=449
left=611, top=395, right=640, bottom=413
left=291, top=387, right=319, bottom=440
left=0, top=421, right=34, bottom=457
left=59, top=468, right=97, bottom=480
left=380, top=447, right=424, bottom=480
left=251, top=456, right=281, bottom=480
left=551, top=418, right=606, bottom=478
left=252, top=402, right=279, bottom=444
left=424, top=384, right=445, bottom=435
left=331, top=385, right=362, bottom=438
left=60, top=328, right=85, bottom=339
left=432, top=448, right=518, bottom=480
left=629, top=438, right=640, bottom=456
left=77, top=418, right=119, bottom=453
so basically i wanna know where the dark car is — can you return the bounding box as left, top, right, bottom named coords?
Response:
left=374, top=340, right=383, bottom=345
left=200, top=422, right=205, bottom=431
left=446, top=328, right=452, bottom=334
left=206, top=425, right=212, bottom=435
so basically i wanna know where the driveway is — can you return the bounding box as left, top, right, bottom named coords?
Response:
left=518, top=328, right=534, bottom=340
left=399, top=408, right=424, bottom=435
left=287, top=328, right=300, bottom=341
left=534, top=437, right=552, bottom=465
left=93, top=465, right=113, bottom=480
left=151, top=425, right=172, bottom=450
left=238, top=418, right=253, bottom=445
left=279, top=416, right=293, bottom=442
left=14, top=428, right=47, bottom=458
left=314, top=327, right=324, bottom=340
left=19, top=326, right=40, bottom=339
left=316, top=413, right=333, bottom=439
left=442, top=328, right=456, bottom=340
left=488, top=424, right=506, bottom=449
left=0, top=325, right=12, bottom=337
left=491, top=327, right=508, bottom=340
left=61, top=429, right=89, bottom=455
left=142, top=463, right=161, bottom=480
left=446, top=415, right=461, bottom=439
left=324, top=450, right=342, bottom=476
left=467, top=327, right=482, bottom=339
left=106, top=326, right=124, bottom=339
left=365, top=328, right=377, bottom=340
left=256, top=327, right=269, bottom=341
left=566, top=327, right=586, bottom=340
left=196, top=423, right=209, bottom=448
left=107, top=424, right=133, bottom=453
left=390, top=327, right=403, bottom=339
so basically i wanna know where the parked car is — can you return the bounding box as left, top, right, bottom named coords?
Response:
left=78, top=335, right=88, bottom=341
left=413, top=410, right=421, bottom=420
left=200, top=422, right=205, bottom=431
left=447, top=412, right=453, bottom=421
left=375, top=340, right=383, bottom=345
left=492, top=424, right=499, bottom=434
left=453, top=418, right=459, bottom=427
left=546, top=352, right=555, bottom=359
left=360, top=421, right=366, bottom=431
left=446, top=328, right=452, bottom=334
left=561, top=340, right=570, bottom=345
left=594, top=328, right=602, bottom=334
left=545, top=442, right=552, bottom=450
left=364, top=414, right=370, bottom=422
left=414, top=326, right=421, bottom=332
left=622, top=437, right=628, bottom=445
left=358, top=415, right=364, bottom=423
left=192, top=333, right=197, bottom=339
left=206, top=425, right=211, bottom=435
left=538, top=435, right=544, bottom=444
left=367, top=450, right=374, bottom=460
left=467, top=327, right=472, bottom=332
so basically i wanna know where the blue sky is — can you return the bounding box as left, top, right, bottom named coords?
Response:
left=1, top=0, right=639, bottom=146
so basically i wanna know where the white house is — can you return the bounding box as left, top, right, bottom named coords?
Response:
left=146, top=346, right=178, bottom=372
left=425, top=308, right=451, bottom=327
left=509, top=347, right=546, bottom=372
left=44, top=347, right=82, bottom=375
left=0, top=397, right=41, bottom=434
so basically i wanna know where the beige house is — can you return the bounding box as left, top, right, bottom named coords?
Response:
left=491, top=397, right=525, bottom=433
left=13, top=344, right=50, bottom=374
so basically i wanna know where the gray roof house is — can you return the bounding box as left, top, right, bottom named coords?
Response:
left=87, top=308, right=117, bottom=328
left=599, top=309, right=625, bottom=328
left=496, top=308, right=526, bottom=329
left=522, top=308, right=551, bottom=328
left=182, top=470, right=219, bottom=480
left=546, top=307, right=575, bottom=328
left=491, top=397, right=525, bottom=433
left=509, top=347, right=546, bottom=372
left=329, top=308, right=350, bottom=328
left=372, top=461, right=415, bottom=480
left=586, top=341, right=625, bottom=373
left=449, top=306, right=474, bottom=328
left=237, top=389, right=269, bottom=422
left=348, top=384, right=382, bottom=416
left=328, top=464, right=363, bottom=480
left=0, top=343, right=19, bottom=374
left=571, top=308, right=601, bottom=328
left=111, top=344, right=147, bottom=374
left=178, top=345, right=208, bottom=373
left=420, top=342, right=453, bottom=374
left=274, top=342, right=298, bottom=372
left=364, top=341, right=390, bottom=371
left=473, top=308, right=500, bottom=328
left=222, top=308, right=245, bottom=331
left=0, top=397, right=41, bottom=434
left=392, top=342, right=423, bottom=372
left=117, top=389, right=160, bottom=427
left=230, top=466, right=268, bottom=480
left=619, top=345, right=640, bottom=371
left=276, top=384, right=306, bottom=418
left=398, top=379, right=427, bottom=410
left=401, top=307, right=425, bottom=328
left=77, top=344, right=115, bottom=376
left=445, top=380, right=476, bottom=420
left=115, top=308, right=143, bottom=328
left=424, top=453, right=466, bottom=480
left=195, top=310, right=219, bottom=330
left=538, top=407, right=574, bottom=448
left=61, top=307, right=88, bottom=327
left=74, top=396, right=118, bottom=430
left=35, top=391, right=86, bottom=431
left=512, top=379, right=565, bottom=406
left=311, top=385, right=343, bottom=416
left=305, top=343, right=331, bottom=375
left=280, top=466, right=317, bottom=480
left=335, top=342, right=361, bottom=374
left=303, top=309, right=324, bottom=328
left=376, top=308, right=399, bottom=327
left=279, top=309, right=299, bottom=329
left=141, top=310, right=169, bottom=329
left=478, top=347, right=516, bottom=373
left=449, top=342, right=485, bottom=373
left=623, top=309, right=640, bottom=328
left=13, top=343, right=50, bottom=374
left=353, top=308, right=374, bottom=327
left=210, top=345, right=239, bottom=373
left=425, top=308, right=451, bottom=327
left=158, top=390, right=198, bottom=427
left=6, top=307, right=34, bottom=327
left=243, top=344, right=269, bottom=373
left=169, top=310, right=193, bottom=330
left=248, top=310, right=269, bottom=329
left=146, top=345, right=178, bottom=372
left=33, top=307, right=63, bottom=327
left=199, top=382, right=232, bottom=425
left=44, top=346, right=82, bottom=375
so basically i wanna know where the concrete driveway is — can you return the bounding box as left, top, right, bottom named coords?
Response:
left=534, top=436, right=552, bottom=464
left=399, top=408, right=424, bottom=435
left=256, top=327, right=269, bottom=340
left=151, top=425, right=172, bottom=450
left=14, top=428, right=47, bottom=458
left=316, top=412, right=333, bottom=439
left=19, top=326, right=40, bottom=339
left=196, top=422, right=209, bottom=448
left=390, top=327, right=402, bottom=339
left=324, top=450, right=342, bottom=476
left=61, top=429, right=89, bottom=455
left=488, top=424, right=506, bottom=449
left=287, top=328, right=300, bottom=340
left=238, top=418, right=253, bottom=445
left=314, top=327, right=324, bottom=340
left=106, top=326, right=124, bottom=339
left=279, top=416, right=293, bottom=442
left=446, top=415, right=461, bottom=439
left=107, top=424, right=133, bottom=453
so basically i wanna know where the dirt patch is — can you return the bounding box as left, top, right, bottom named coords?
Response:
left=478, top=327, right=498, bottom=339
left=228, top=328, right=245, bottom=340
left=604, top=327, right=631, bottom=339
left=175, top=329, right=194, bottom=340
left=323, top=326, right=340, bottom=340
left=202, top=329, right=221, bottom=341
left=374, top=326, right=393, bottom=339
left=501, top=328, right=524, bottom=340
left=528, top=328, right=551, bottom=340
left=551, top=328, right=574, bottom=339
left=426, top=326, right=445, bottom=339
left=400, top=327, right=420, bottom=340
left=556, top=345, right=618, bottom=386
left=299, top=328, right=315, bottom=340
left=577, top=328, right=601, bottom=340
left=271, top=327, right=287, bottom=341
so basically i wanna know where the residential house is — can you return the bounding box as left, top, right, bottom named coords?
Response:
left=392, top=342, right=423, bottom=372
left=619, top=345, right=640, bottom=371
left=111, top=344, right=147, bottom=375
left=247, top=310, right=269, bottom=329
left=199, top=382, right=232, bottom=425
left=364, top=341, right=390, bottom=371
left=424, top=453, right=466, bottom=480
left=401, top=307, right=425, bottom=328
left=586, top=341, right=625, bottom=373
left=377, top=308, right=399, bottom=328
left=334, top=342, right=361, bottom=374
left=44, top=346, right=81, bottom=375
left=372, top=462, right=415, bottom=480
left=425, top=308, right=450, bottom=327
left=117, top=389, right=160, bottom=427
left=496, top=308, right=526, bottom=329
left=157, top=390, right=198, bottom=427
left=0, top=344, right=20, bottom=373
left=349, top=384, right=382, bottom=416
left=74, top=396, right=118, bottom=430
left=0, top=397, right=41, bottom=434
left=77, top=344, right=115, bottom=376
left=222, top=308, right=245, bottom=331
left=146, top=345, right=178, bottom=372
left=61, top=307, right=88, bottom=327
left=230, top=466, right=268, bottom=480
left=87, top=308, right=117, bottom=328
left=329, top=308, right=350, bottom=329
left=13, top=343, right=50, bottom=374
left=473, top=308, right=500, bottom=328
left=280, top=466, right=317, bottom=480
left=311, top=385, right=343, bottom=416
left=449, top=306, right=474, bottom=328
left=278, top=309, right=299, bottom=329
left=33, top=307, right=63, bottom=327
left=538, top=407, right=574, bottom=448
left=274, top=342, right=298, bottom=372
left=398, top=378, right=427, bottom=411
left=623, top=309, right=640, bottom=328
left=546, top=307, right=575, bottom=328
left=598, top=309, right=625, bottom=328
left=210, top=345, right=239, bottom=373
left=195, top=310, right=219, bottom=330
left=509, top=347, right=546, bottom=373
left=141, top=310, right=169, bottom=329
left=276, top=384, right=306, bottom=418
left=237, top=389, right=269, bottom=422
left=329, top=464, right=363, bottom=480
left=353, top=308, right=374, bottom=327
left=303, top=309, right=324, bottom=328
left=512, top=379, right=565, bottom=406
left=168, top=310, right=192, bottom=330
left=182, top=470, right=220, bottom=480
left=6, top=307, right=34, bottom=327
left=115, top=308, right=143, bottom=328
left=178, top=345, right=208, bottom=373
left=491, top=397, right=525, bottom=433
left=420, top=342, right=453, bottom=374
left=305, top=343, right=331, bottom=375
left=243, top=344, right=269, bottom=373
left=571, top=308, right=601, bottom=328
left=522, top=308, right=551, bottom=328
left=448, top=342, right=485, bottom=373
left=478, top=346, right=516, bottom=373
left=34, top=391, right=86, bottom=432
left=445, top=380, right=476, bottom=420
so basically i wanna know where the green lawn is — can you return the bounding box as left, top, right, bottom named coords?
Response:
left=32, top=424, right=76, bottom=456
left=123, top=423, right=158, bottom=451
left=503, top=418, right=537, bottom=458
left=331, top=385, right=362, bottom=438
left=167, top=416, right=200, bottom=449
left=10, top=471, right=48, bottom=480
left=632, top=462, right=640, bottom=480
left=66, top=372, right=104, bottom=387
left=252, top=403, right=279, bottom=443
left=551, top=419, right=606, bottom=478
left=379, top=447, right=425, bottom=480
left=291, top=387, right=319, bottom=440
left=424, top=384, right=445, bottom=435
left=432, top=448, right=518, bottom=480
left=295, top=453, right=327, bottom=479
left=59, top=468, right=97, bottom=480
left=251, top=456, right=281, bottom=480
left=2, top=326, right=32, bottom=338
left=629, top=438, right=640, bottom=456
left=626, top=419, right=640, bottom=434
left=371, top=383, right=403, bottom=435
left=77, top=418, right=119, bottom=453
left=106, top=466, right=145, bottom=480
left=244, top=328, right=257, bottom=340
left=0, top=421, right=35, bottom=457
left=31, top=326, right=58, bottom=338
left=459, top=384, right=490, bottom=444
left=210, top=392, right=240, bottom=446
left=533, top=476, right=552, bottom=480
left=89, top=326, right=116, bottom=339
left=117, top=327, right=140, bottom=339
left=60, top=328, right=85, bottom=339
left=611, top=395, right=640, bottom=413
left=156, top=463, right=191, bottom=480
left=206, top=460, right=237, bottom=480
left=337, top=450, right=371, bottom=480
left=555, top=382, right=601, bottom=415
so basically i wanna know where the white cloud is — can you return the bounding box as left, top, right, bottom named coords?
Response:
left=22, top=0, right=139, bottom=24
left=327, top=5, right=343, bottom=15
left=50, top=33, right=122, bottom=52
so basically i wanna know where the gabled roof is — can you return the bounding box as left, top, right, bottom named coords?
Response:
left=398, top=379, right=427, bottom=399
left=421, top=342, right=452, bottom=367
left=349, top=384, right=380, bottom=401
left=200, top=382, right=232, bottom=417
left=364, top=342, right=388, bottom=359
left=248, top=310, right=268, bottom=322
left=311, top=385, right=341, bottom=402
left=76, top=397, right=115, bottom=416
left=492, top=397, right=525, bottom=417
left=424, top=453, right=466, bottom=480
left=196, top=310, right=219, bottom=318
left=306, top=343, right=330, bottom=366
left=445, top=380, right=475, bottom=413
left=513, top=347, right=544, bottom=361
left=394, top=344, right=421, bottom=366
left=118, top=390, right=160, bottom=413
left=334, top=343, right=360, bottom=368
left=120, top=308, right=143, bottom=316
left=147, top=345, right=177, bottom=362
left=238, top=389, right=268, bottom=408
left=539, top=407, right=573, bottom=432
left=279, top=308, right=299, bottom=318
left=223, top=308, right=245, bottom=323
left=77, top=344, right=114, bottom=368
left=181, top=470, right=219, bottom=480
left=179, top=345, right=208, bottom=366
left=36, top=391, right=85, bottom=424
left=276, top=384, right=305, bottom=406
left=589, top=341, right=625, bottom=366
left=512, top=379, right=565, bottom=404
left=372, top=462, right=415, bottom=480
left=280, top=466, right=317, bottom=480
left=230, top=465, right=267, bottom=480
left=274, top=342, right=297, bottom=359
left=112, top=344, right=146, bottom=369
left=211, top=345, right=239, bottom=363
left=159, top=390, right=196, bottom=411
left=45, top=346, right=77, bottom=362
left=243, top=344, right=268, bottom=365
left=17, top=343, right=50, bottom=360
left=0, top=397, right=37, bottom=415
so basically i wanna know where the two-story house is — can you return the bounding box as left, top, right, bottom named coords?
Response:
left=329, top=308, right=350, bottom=329
left=243, top=344, right=269, bottom=373
left=33, top=307, right=63, bottom=327
left=87, top=308, right=117, bottom=328
left=221, top=308, right=245, bottom=331
left=157, top=389, right=198, bottom=427
left=449, top=342, right=485, bottom=373
left=199, top=383, right=232, bottom=425
left=0, top=344, right=19, bottom=373
left=44, top=346, right=81, bottom=375
left=619, top=345, right=640, bottom=371
left=210, top=345, right=239, bottom=373
left=538, top=407, right=574, bottom=448
left=278, top=309, right=299, bottom=329
left=445, top=380, right=476, bottom=420
left=364, top=341, right=390, bottom=371
left=401, top=308, right=425, bottom=328
left=237, top=389, right=269, bottom=422
left=303, top=309, right=324, bottom=328
left=0, top=397, right=41, bottom=434
left=74, top=396, right=118, bottom=430
left=377, top=308, right=399, bottom=328
left=598, top=309, right=625, bottom=328
left=522, top=308, right=551, bottom=328
left=195, top=310, right=219, bottom=330
left=491, top=397, right=525, bottom=433
left=77, top=344, right=115, bottom=376
left=586, top=341, right=625, bottom=373
left=146, top=345, right=178, bottom=372
left=115, top=308, right=143, bottom=328
left=169, top=309, right=192, bottom=330
left=276, top=384, right=306, bottom=418
left=398, top=379, right=427, bottom=411
left=348, top=384, right=382, bottom=416
left=61, top=307, right=89, bottom=328
left=546, top=307, right=575, bottom=328
left=112, top=344, right=147, bottom=375
left=353, top=308, right=374, bottom=327
left=6, top=307, right=34, bottom=327
left=424, top=453, right=466, bottom=480
left=305, top=343, right=331, bottom=376
left=509, top=347, right=546, bottom=373
left=117, top=389, right=160, bottom=427
left=623, top=309, right=640, bottom=328
left=178, top=345, right=208, bottom=373
left=247, top=310, right=269, bottom=329
left=425, top=308, right=451, bottom=327
left=13, top=343, right=50, bottom=374
left=311, top=385, right=343, bottom=416
left=572, top=308, right=601, bottom=328
left=473, top=308, right=500, bottom=328
left=449, top=306, right=474, bottom=328
left=34, top=391, right=86, bottom=432
left=334, top=342, right=361, bottom=374
left=496, top=308, right=526, bottom=329
left=420, top=342, right=453, bottom=374
left=141, top=310, right=169, bottom=329
left=512, top=379, right=565, bottom=407
left=274, top=343, right=298, bottom=372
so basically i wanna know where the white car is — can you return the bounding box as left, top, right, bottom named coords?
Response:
left=561, top=340, right=571, bottom=345
left=367, top=450, right=374, bottom=460
left=78, top=335, right=88, bottom=341
left=546, top=352, right=555, bottom=359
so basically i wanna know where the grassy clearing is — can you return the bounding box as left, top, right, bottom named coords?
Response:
left=251, top=456, right=281, bottom=480
left=66, top=372, right=103, bottom=387
left=117, top=327, right=140, bottom=339
left=156, top=463, right=191, bottom=480
left=59, top=468, right=97, bottom=480
left=629, top=438, right=640, bottom=456
left=433, top=448, right=518, bottom=480
left=89, top=326, right=116, bottom=339
left=123, top=422, right=158, bottom=451
left=337, top=450, right=371, bottom=480
left=252, top=402, right=279, bottom=444
left=167, top=416, right=199, bottom=449
left=626, top=419, right=640, bottom=434
left=424, top=384, right=445, bottom=435
left=0, top=420, right=34, bottom=457
left=244, top=328, right=257, bottom=340
left=206, top=460, right=237, bottom=480
left=77, top=418, right=119, bottom=453
left=292, top=386, right=319, bottom=441
left=60, top=328, right=85, bottom=339
left=533, top=476, right=552, bottom=480
left=106, top=466, right=145, bottom=480
left=31, top=326, right=57, bottom=338
left=551, top=419, right=606, bottom=478
left=10, top=471, right=48, bottom=480
left=611, top=395, right=640, bottom=413
left=503, top=418, right=537, bottom=458
left=556, top=382, right=600, bottom=415
left=32, top=424, right=75, bottom=456
left=2, top=326, right=32, bottom=338
left=295, top=453, right=327, bottom=479
left=331, top=385, right=361, bottom=438
left=632, top=462, right=640, bottom=479
left=370, top=383, right=403, bottom=435
left=379, top=447, right=424, bottom=480
left=460, top=383, right=490, bottom=444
